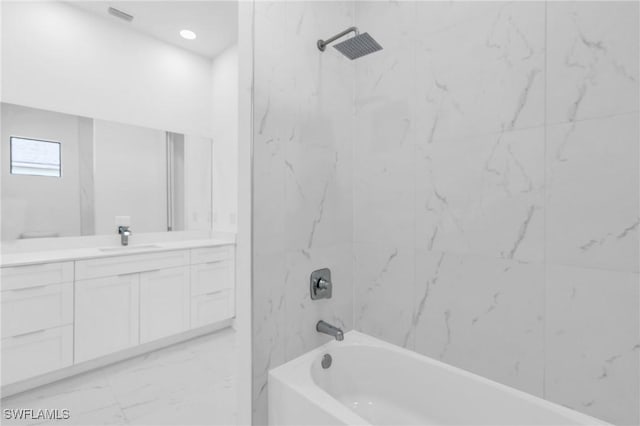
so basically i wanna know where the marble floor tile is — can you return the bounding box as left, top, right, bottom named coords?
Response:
left=1, top=329, right=238, bottom=426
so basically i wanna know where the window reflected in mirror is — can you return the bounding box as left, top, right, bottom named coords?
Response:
left=10, top=137, right=61, bottom=177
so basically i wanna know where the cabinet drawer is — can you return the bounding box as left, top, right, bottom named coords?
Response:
left=1, top=262, right=73, bottom=290
left=190, top=261, right=233, bottom=296
left=1, top=325, right=73, bottom=385
left=190, top=289, right=235, bottom=328
left=190, top=246, right=233, bottom=265
left=75, top=250, right=188, bottom=280
left=2, top=282, right=73, bottom=337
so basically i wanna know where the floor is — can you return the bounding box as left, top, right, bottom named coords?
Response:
left=1, top=328, right=238, bottom=426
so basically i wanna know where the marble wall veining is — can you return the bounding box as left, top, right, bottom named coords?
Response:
left=252, top=1, right=638, bottom=425
left=251, top=2, right=355, bottom=424
left=352, top=2, right=639, bottom=425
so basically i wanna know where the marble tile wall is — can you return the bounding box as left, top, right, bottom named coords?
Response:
left=352, top=1, right=639, bottom=425
left=251, top=2, right=355, bottom=424
left=252, top=1, right=638, bottom=425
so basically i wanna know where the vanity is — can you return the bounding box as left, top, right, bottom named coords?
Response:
left=1, top=238, right=235, bottom=395
left=0, top=100, right=236, bottom=396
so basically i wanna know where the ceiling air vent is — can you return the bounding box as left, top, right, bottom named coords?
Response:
left=107, top=7, right=134, bottom=22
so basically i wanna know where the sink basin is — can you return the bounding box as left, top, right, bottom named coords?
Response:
left=99, top=244, right=161, bottom=252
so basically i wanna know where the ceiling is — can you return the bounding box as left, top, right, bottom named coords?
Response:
left=69, top=1, right=238, bottom=59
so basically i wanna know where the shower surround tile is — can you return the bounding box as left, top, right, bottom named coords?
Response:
left=251, top=2, right=355, bottom=424
left=353, top=140, right=416, bottom=248
left=546, top=1, right=640, bottom=125
left=353, top=1, right=417, bottom=250
left=252, top=2, right=640, bottom=425
left=545, top=265, right=640, bottom=425
left=413, top=1, right=546, bottom=142
left=546, top=114, right=639, bottom=273
left=283, top=70, right=353, bottom=251
left=412, top=250, right=545, bottom=397
left=354, top=244, right=416, bottom=349
left=252, top=251, right=287, bottom=421
left=415, top=126, right=545, bottom=262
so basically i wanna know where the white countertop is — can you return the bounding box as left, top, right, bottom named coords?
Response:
left=0, top=237, right=235, bottom=268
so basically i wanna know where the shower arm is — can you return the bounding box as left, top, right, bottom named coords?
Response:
left=317, top=27, right=360, bottom=51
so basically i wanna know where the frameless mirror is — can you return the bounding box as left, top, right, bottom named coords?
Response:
left=1, top=102, right=213, bottom=240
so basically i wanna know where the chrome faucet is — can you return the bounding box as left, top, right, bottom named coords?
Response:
left=316, top=320, right=344, bottom=341
left=118, top=226, right=131, bottom=246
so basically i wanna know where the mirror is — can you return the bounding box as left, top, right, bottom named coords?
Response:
left=1, top=102, right=213, bottom=240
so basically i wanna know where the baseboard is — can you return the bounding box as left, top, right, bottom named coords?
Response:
left=1, top=319, right=233, bottom=399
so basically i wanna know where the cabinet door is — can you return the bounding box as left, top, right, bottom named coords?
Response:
left=75, top=274, right=139, bottom=363
left=139, top=266, right=190, bottom=343
left=1, top=325, right=73, bottom=385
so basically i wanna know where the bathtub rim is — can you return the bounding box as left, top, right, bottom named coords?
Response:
left=268, top=330, right=611, bottom=426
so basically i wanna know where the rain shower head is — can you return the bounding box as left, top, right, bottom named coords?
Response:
left=317, top=27, right=382, bottom=60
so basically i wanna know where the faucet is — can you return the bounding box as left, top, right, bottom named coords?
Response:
left=118, top=226, right=131, bottom=246
left=316, top=320, right=344, bottom=341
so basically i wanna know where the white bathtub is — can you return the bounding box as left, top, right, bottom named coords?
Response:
left=268, top=331, right=609, bottom=425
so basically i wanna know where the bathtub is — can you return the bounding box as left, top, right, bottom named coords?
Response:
left=268, top=331, right=609, bottom=425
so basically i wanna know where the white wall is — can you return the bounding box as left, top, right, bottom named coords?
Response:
left=184, top=134, right=213, bottom=231
left=93, top=120, right=167, bottom=234
left=1, top=1, right=213, bottom=138
left=1, top=1, right=240, bottom=241
left=1, top=104, right=82, bottom=240
left=211, top=45, right=239, bottom=232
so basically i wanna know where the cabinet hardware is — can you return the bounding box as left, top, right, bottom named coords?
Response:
left=11, top=284, right=49, bottom=292
left=12, top=329, right=47, bottom=339
left=204, top=260, right=226, bottom=265
left=204, top=289, right=227, bottom=296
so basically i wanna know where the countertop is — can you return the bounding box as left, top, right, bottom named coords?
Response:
left=0, top=237, right=235, bottom=268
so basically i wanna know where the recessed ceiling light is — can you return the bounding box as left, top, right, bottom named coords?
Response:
left=180, top=30, right=197, bottom=40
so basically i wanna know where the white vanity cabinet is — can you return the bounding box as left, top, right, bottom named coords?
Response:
left=139, top=266, right=190, bottom=343
left=74, top=273, right=140, bottom=363
left=1, top=242, right=235, bottom=390
left=74, top=250, right=189, bottom=362
left=189, top=246, right=235, bottom=328
left=1, top=262, right=74, bottom=385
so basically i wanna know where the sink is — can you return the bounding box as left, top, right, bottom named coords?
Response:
left=99, top=244, right=161, bottom=252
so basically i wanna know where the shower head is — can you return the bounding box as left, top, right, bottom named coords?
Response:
left=333, top=33, right=382, bottom=60
left=317, top=27, right=382, bottom=60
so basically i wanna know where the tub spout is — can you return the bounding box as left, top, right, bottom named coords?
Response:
left=316, top=320, right=344, bottom=341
